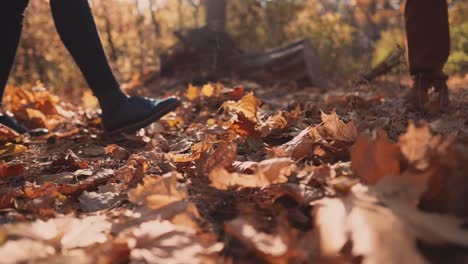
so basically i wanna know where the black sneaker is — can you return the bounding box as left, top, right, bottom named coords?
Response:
left=0, top=113, right=49, bottom=136
left=101, top=96, right=181, bottom=135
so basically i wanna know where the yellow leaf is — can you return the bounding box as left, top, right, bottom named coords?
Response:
left=185, top=84, right=200, bottom=100
left=222, top=92, right=261, bottom=123
left=0, top=143, right=27, bottom=158
left=201, top=84, right=215, bottom=97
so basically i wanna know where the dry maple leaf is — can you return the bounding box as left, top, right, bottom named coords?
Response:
left=128, top=172, right=187, bottom=210
left=222, top=92, right=261, bottom=123
left=208, top=157, right=295, bottom=190
left=350, top=130, right=400, bottom=184
left=320, top=110, right=358, bottom=142
left=185, top=84, right=200, bottom=100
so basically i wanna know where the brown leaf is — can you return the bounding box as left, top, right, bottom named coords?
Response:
left=105, top=144, right=130, bottom=160
left=222, top=92, right=261, bottom=123
left=197, top=142, right=237, bottom=174
left=0, top=124, right=20, bottom=143
left=128, top=172, right=186, bottom=210
left=0, top=162, right=25, bottom=178
left=209, top=158, right=295, bottom=190
left=398, top=123, right=448, bottom=171
left=0, top=143, right=27, bottom=159
left=321, top=111, right=358, bottom=142
left=350, top=131, right=400, bottom=184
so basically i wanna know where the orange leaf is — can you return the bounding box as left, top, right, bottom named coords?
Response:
left=350, top=131, right=400, bottom=184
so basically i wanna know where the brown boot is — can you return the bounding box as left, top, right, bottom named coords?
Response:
left=432, top=74, right=450, bottom=109
left=406, top=73, right=431, bottom=110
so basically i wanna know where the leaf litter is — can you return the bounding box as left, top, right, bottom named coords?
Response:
left=0, top=77, right=467, bottom=263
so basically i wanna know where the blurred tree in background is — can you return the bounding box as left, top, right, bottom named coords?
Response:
left=9, top=0, right=468, bottom=95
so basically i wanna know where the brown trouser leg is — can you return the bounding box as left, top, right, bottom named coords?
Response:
left=404, top=0, right=450, bottom=75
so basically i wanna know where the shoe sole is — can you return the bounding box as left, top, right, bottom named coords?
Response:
left=105, top=99, right=181, bottom=136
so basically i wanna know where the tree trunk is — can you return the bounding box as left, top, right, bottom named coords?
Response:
left=148, top=0, right=161, bottom=37
left=205, top=0, right=227, bottom=31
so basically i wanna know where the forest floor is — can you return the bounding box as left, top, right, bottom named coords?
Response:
left=0, top=74, right=467, bottom=263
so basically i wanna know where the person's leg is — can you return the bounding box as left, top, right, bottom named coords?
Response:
left=49, top=0, right=127, bottom=111
left=0, top=0, right=33, bottom=134
left=0, top=0, right=30, bottom=104
left=404, top=0, right=450, bottom=109
left=49, top=0, right=180, bottom=134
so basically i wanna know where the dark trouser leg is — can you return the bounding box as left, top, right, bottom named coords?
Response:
left=49, top=0, right=127, bottom=110
left=404, top=0, right=450, bottom=108
left=0, top=0, right=30, bottom=105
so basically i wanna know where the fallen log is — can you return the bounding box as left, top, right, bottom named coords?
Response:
left=159, top=27, right=324, bottom=86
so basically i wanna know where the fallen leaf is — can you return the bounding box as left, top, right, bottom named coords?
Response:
left=105, top=144, right=130, bottom=160
left=128, top=172, right=186, bottom=210
left=201, top=83, right=215, bottom=97
left=222, top=92, right=261, bottom=123
left=0, top=162, right=25, bottom=178
left=321, top=110, right=358, bottom=142
left=209, top=157, right=295, bottom=190
left=185, top=84, right=200, bottom=100
left=350, top=130, right=400, bottom=184
left=0, top=143, right=27, bottom=158
left=0, top=124, right=20, bottom=143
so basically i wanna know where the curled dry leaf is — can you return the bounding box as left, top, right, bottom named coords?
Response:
left=105, top=144, right=131, bottom=160
left=0, top=124, right=20, bottom=143
left=209, top=157, right=295, bottom=190
left=320, top=110, right=358, bottom=142
left=0, top=143, right=27, bottom=159
left=222, top=92, right=261, bottom=123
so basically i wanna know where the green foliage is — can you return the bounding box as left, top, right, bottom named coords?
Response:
left=371, top=28, right=404, bottom=67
